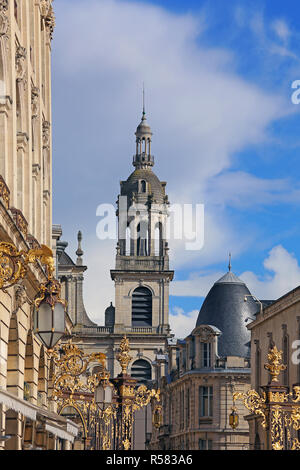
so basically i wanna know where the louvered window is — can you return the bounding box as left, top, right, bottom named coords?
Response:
left=131, top=359, right=151, bottom=383
left=132, top=287, right=152, bottom=326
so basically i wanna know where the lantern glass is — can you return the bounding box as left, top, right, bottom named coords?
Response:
left=34, top=301, right=65, bottom=350
left=104, top=384, right=113, bottom=405
left=95, top=382, right=105, bottom=409
left=95, top=382, right=113, bottom=410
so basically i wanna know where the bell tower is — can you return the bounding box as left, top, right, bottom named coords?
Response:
left=110, top=105, right=174, bottom=337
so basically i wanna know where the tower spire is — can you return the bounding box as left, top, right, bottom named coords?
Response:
left=228, top=252, right=232, bottom=272
left=134, top=85, right=153, bottom=169
left=142, top=82, right=145, bottom=120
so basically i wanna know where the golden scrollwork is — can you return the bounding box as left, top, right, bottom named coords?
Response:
left=116, top=335, right=132, bottom=374
left=232, top=344, right=300, bottom=451
left=233, top=390, right=267, bottom=428
left=0, top=242, right=55, bottom=289
left=264, top=346, right=287, bottom=383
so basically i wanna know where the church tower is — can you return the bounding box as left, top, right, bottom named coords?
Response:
left=111, top=104, right=174, bottom=340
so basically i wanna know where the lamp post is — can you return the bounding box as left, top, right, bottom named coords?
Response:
left=0, top=242, right=66, bottom=350
left=229, top=344, right=300, bottom=450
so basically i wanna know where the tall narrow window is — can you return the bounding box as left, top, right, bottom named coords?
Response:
left=154, top=222, right=163, bottom=256
left=199, top=386, right=213, bottom=418
left=141, top=180, right=146, bottom=193
left=201, top=342, right=212, bottom=368
left=186, top=388, right=190, bottom=427
left=137, top=221, right=148, bottom=256
left=132, top=287, right=152, bottom=326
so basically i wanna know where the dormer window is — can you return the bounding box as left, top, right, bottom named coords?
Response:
left=201, top=342, right=211, bottom=368
left=140, top=180, right=146, bottom=193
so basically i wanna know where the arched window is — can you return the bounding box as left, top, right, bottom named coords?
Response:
left=132, top=286, right=152, bottom=326
left=154, top=222, right=163, bottom=256
left=137, top=222, right=148, bottom=256
left=125, top=226, right=131, bottom=255
left=140, top=180, right=146, bottom=193
left=131, top=359, right=151, bottom=383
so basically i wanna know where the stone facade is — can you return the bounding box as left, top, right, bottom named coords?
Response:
left=247, top=286, right=300, bottom=450
left=149, top=329, right=251, bottom=450
left=149, top=269, right=259, bottom=450
left=0, top=1, right=78, bottom=450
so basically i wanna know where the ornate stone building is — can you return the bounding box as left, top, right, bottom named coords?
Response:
left=0, top=1, right=78, bottom=450
left=247, top=286, right=300, bottom=450
left=149, top=267, right=260, bottom=450
left=57, top=108, right=174, bottom=449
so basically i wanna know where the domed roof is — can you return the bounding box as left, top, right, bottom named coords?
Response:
left=121, top=168, right=165, bottom=203
left=136, top=117, right=152, bottom=136
left=196, top=270, right=258, bottom=358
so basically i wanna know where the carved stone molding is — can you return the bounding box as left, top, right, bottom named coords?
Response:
left=10, top=207, right=29, bottom=238
left=43, top=189, right=50, bottom=203
left=17, top=132, right=29, bottom=151
left=32, top=163, right=41, bottom=179
left=0, top=0, right=9, bottom=38
left=42, top=120, right=51, bottom=149
left=44, top=3, right=55, bottom=41
left=31, top=86, right=39, bottom=118
left=27, top=234, right=41, bottom=250
left=40, top=0, right=51, bottom=18
left=193, top=325, right=220, bottom=342
left=15, top=45, right=27, bottom=82
left=0, top=174, right=10, bottom=208
left=13, top=282, right=27, bottom=312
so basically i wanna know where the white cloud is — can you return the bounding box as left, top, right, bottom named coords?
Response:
left=169, top=307, right=199, bottom=339
left=271, top=19, right=291, bottom=44
left=204, top=171, right=300, bottom=208
left=171, top=245, right=300, bottom=303
left=241, top=245, right=300, bottom=300
left=52, top=0, right=295, bottom=319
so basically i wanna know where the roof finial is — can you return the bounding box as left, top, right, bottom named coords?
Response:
left=76, top=230, right=83, bottom=265
left=142, top=82, right=146, bottom=120
left=228, top=252, right=232, bottom=272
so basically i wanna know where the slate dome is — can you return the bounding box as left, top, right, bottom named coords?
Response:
left=121, top=168, right=165, bottom=203
left=196, top=270, right=258, bottom=358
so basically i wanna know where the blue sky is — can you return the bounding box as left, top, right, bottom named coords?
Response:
left=51, top=0, right=300, bottom=337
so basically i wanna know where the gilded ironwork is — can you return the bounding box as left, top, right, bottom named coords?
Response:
left=51, top=341, right=107, bottom=450
left=0, top=242, right=55, bottom=289
left=232, top=344, right=300, bottom=450
left=116, top=335, right=132, bottom=374
left=264, top=345, right=287, bottom=383
left=51, top=336, right=161, bottom=450
left=0, top=175, right=10, bottom=208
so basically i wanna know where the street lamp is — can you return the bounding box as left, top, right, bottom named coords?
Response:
left=0, top=242, right=66, bottom=350
left=95, top=375, right=114, bottom=412
left=33, top=277, right=66, bottom=350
